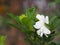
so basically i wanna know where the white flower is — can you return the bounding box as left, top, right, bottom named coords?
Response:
left=34, top=14, right=51, bottom=37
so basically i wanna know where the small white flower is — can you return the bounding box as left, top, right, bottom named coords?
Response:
left=34, top=14, right=51, bottom=37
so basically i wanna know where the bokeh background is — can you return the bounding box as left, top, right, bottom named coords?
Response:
left=0, top=0, right=60, bottom=45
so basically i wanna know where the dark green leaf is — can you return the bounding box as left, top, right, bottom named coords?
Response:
left=49, top=16, right=58, bottom=25
left=8, top=13, right=20, bottom=24
left=7, top=21, right=20, bottom=30
left=49, top=42, right=57, bottom=45
left=53, top=19, right=60, bottom=29
left=26, top=7, right=36, bottom=21
left=49, top=16, right=60, bottom=30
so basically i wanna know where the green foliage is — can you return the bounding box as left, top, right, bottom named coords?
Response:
left=8, top=13, right=20, bottom=24
left=8, top=13, right=24, bottom=31
left=19, top=15, right=34, bottom=31
left=49, top=16, right=60, bottom=30
left=49, top=42, right=57, bottom=45
left=7, top=21, right=20, bottom=30
left=26, top=7, right=36, bottom=21
left=7, top=7, right=60, bottom=45
left=8, top=7, right=37, bottom=45
left=8, top=7, right=36, bottom=31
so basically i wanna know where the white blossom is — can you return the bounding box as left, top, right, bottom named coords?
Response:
left=34, top=14, right=51, bottom=37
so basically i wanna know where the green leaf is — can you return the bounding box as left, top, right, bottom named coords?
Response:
left=19, top=15, right=34, bottom=31
left=0, top=35, right=6, bottom=45
left=8, top=13, right=23, bottom=30
left=26, top=7, right=36, bottom=21
left=53, top=19, right=60, bottom=29
left=19, top=14, right=27, bottom=21
left=8, top=13, right=20, bottom=24
left=49, top=16, right=58, bottom=25
left=49, top=16, right=59, bottom=30
left=7, top=21, right=20, bottom=30
left=49, top=42, right=57, bottom=45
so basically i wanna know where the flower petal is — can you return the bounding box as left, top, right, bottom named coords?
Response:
left=44, top=34, right=48, bottom=37
left=36, top=14, right=41, bottom=20
left=43, top=27, right=51, bottom=34
left=37, top=30, right=43, bottom=37
left=34, top=21, right=44, bottom=29
left=37, top=30, right=41, bottom=35
left=34, top=14, right=51, bottom=37
left=40, top=33, right=43, bottom=37
left=45, top=16, right=49, bottom=24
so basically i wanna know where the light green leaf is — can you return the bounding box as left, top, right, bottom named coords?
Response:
left=19, top=15, right=34, bottom=31
left=19, top=14, right=27, bottom=21
left=0, top=35, right=6, bottom=45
